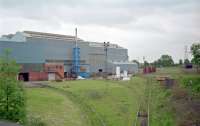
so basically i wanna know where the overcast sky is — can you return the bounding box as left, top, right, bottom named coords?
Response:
left=0, top=0, right=199, bottom=62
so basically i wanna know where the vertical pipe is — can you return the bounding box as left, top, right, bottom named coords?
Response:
left=75, top=28, right=77, bottom=48
left=75, top=28, right=77, bottom=74
left=73, top=28, right=79, bottom=75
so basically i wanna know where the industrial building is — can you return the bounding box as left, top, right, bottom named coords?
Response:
left=0, top=31, right=138, bottom=81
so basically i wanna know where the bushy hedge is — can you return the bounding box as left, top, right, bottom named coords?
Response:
left=0, top=50, right=26, bottom=124
left=0, top=78, right=26, bottom=123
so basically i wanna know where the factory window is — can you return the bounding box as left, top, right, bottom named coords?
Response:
left=98, top=69, right=103, bottom=72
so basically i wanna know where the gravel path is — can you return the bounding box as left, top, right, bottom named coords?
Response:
left=0, top=121, right=21, bottom=126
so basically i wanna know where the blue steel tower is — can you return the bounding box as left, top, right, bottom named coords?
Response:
left=72, top=28, right=80, bottom=76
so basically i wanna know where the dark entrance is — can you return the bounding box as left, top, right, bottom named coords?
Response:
left=64, top=72, right=68, bottom=78
left=98, top=69, right=103, bottom=72
left=18, top=73, right=29, bottom=81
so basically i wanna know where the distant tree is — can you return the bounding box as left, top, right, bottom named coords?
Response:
left=0, top=49, right=26, bottom=124
left=144, top=61, right=149, bottom=67
left=184, top=59, right=190, bottom=64
left=153, top=59, right=161, bottom=67
left=152, top=61, right=157, bottom=66
left=132, top=59, right=140, bottom=66
left=154, top=55, right=174, bottom=67
left=179, top=59, right=183, bottom=65
left=191, top=58, right=195, bottom=64
left=191, top=43, right=200, bottom=71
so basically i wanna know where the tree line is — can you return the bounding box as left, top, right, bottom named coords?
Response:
left=132, top=43, right=200, bottom=68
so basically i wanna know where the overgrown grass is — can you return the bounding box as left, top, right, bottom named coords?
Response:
left=26, top=75, right=178, bottom=126
left=149, top=80, right=175, bottom=126
left=180, top=76, right=200, bottom=95
left=26, top=88, right=87, bottom=126
left=150, top=67, right=200, bottom=125
left=48, top=77, right=146, bottom=126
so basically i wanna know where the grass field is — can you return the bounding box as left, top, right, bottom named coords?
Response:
left=26, top=77, right=147, bottom=126
left=26, top=88, right=88, bottom=126
left=48, top=77, right=147, bottom=126
left=25, top=67, right=200, bottom=126
left=25, top=74, right=179, bottom=126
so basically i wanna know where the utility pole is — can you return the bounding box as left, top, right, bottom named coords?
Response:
left=104, top=42, right=110, bottom=79
left=184, top=45, right=188, bottom=61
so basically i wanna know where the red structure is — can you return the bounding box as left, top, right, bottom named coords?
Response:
left=18, top=63, right=65, bottom=81
left=143, top=66, right=156, bottom=74
left=44, top=63, right=64, bottom=80
left=29, top=72, right=48, bottom=81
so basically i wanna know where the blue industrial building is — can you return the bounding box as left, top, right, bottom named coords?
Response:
left=0, top=31, right=138, bottom=81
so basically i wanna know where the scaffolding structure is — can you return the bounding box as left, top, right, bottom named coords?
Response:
left=72, top=28, right=80, bottom=77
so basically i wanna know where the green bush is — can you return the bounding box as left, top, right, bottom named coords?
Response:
left=0, top=49, right=26, bottom=124
left=182, top=76, right=200, bottom=94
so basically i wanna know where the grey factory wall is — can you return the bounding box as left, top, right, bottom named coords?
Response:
left=89, top=46, right=128, bottom=62
left=0, top=38, right=131, bottom=74
left=89, top=46, right=104, bottom=73
left=27, top=38, right=90, bottom=64
left=0, top=38, right=90, bottom=64
left=107, top=48, right=128, bottom=62
left=0, top=38, right=91, bottom=73
left=89, top=53, right=105, bottom=73
left=88, top=46, right=129, bottom=73
left=0, top=41, right=44, bottom=63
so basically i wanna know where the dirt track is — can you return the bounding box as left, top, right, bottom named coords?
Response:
left=23, top=81, right=48, bottom=88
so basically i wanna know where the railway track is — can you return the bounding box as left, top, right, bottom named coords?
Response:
left=134, top=77, right=152, bottom=126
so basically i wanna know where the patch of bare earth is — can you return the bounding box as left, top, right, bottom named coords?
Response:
left=171, top=84, right=200, bottom=126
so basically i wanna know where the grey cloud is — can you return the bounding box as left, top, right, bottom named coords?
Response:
left=0, top=0, right=199, bottom=27
left=0, top=0, right=198, bottom=8
left=0, top=0, right=199, bottom=62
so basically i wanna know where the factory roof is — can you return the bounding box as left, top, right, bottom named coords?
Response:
left=0, top=31, right=124, bottom=49
left=0, top=31, right=83, bottom=42
left=23, top=31, right=83, bottom=41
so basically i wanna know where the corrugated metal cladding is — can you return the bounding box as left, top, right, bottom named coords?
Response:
left=0, top=31, right=138, bottom=74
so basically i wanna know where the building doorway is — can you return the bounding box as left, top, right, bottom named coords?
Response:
left=18, top=73, right=29, bottom=81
